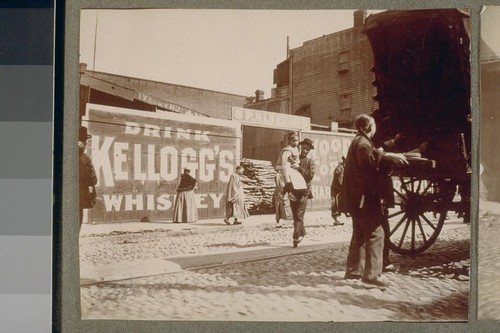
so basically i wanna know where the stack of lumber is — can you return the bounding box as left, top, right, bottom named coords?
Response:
left=240, top=158, right=276, bottom=214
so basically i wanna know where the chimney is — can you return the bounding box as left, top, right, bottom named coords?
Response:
left=331, top=121, right=339, bottom=132
left=255, top=90, right=265, bottom=102
left=353, top=9, right=367, bottom=28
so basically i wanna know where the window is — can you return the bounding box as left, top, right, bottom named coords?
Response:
left=340, top=93, right=352, bottom=110
left=295, top=104, right=311, bottom=117
left=339, top=52, right=349, bottom=72
left=339, top=93, right=352, bottom=122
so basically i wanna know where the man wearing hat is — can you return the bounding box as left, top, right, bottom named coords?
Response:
left=79, top=126, right=98, bottom=230
left=289, top=137, right=316, bottom=248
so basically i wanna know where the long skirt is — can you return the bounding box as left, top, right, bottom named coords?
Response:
left=172, top=190, right=198, bottom=223
left=274, top=172, right=292, bottom=221
left=225, top=196, right=249, bottom=220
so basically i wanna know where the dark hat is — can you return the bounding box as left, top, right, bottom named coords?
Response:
left=299, top=138, right=314, bottom=149
left=184, top=168, right=191, bottom=172
left=79, top=126, right=92, bottom=141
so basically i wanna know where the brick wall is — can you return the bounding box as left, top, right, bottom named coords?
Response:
left=290, top=26, right=376, bottom=128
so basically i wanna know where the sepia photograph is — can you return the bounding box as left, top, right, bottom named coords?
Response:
left=77, top=8, right=471, bottom=321
left=478, top=5, right=500, bottom=320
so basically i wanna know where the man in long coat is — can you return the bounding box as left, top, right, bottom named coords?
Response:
left=342, top=114, right=407, bottom=288
left=79, top=126, right=98, bottom=231
left=224, top=165, right=249, bottom=225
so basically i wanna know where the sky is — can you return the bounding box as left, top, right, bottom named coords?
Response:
left=80, top=9, right=381, bottom=97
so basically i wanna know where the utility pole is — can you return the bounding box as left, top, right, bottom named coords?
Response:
left=286, top=36, right=289, bottom=58
left=93, top=11, right=99, bottom=70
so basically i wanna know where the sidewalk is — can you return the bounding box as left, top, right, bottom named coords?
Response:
left=80, top=209, right=335, bottom=237
left=81, top=200, right=479, bottom=238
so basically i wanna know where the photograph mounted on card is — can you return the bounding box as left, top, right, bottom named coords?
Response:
left=75, top=7, right=470, bottom=323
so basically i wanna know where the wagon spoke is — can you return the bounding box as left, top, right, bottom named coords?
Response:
left=394, top=188, right=406, bottom=200
left=410, top=178, right=415, bottom=192
left=416, top=216, right=428, bottom=243
left=411, top=219, right=415, bottom=250
left=388, top=210, right=405, bottom=219
left=421, top=181, right=433, bottom=195
left=420, top=213, right=437, bottom=231
left=389, top=213, right=407, bottom=237
left=416, top=179, right=422, bottom=193
left=404, top=178, right=410, bottom=191
left=400, top=177, right=410, bottom=193
left=398, top=217, right=411, bottom=248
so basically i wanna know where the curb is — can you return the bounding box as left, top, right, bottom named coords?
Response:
left=80, top=239, right=349, bottom=286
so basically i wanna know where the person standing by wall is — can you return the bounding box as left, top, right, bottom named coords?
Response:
left=173, top=168, right=198, bottom=223
left=224, top=165, right=249, bottom=225
left=79, top=126, right=98, bottom=231
left=342, top=114, right=407, bottom=288
left=273, top=132, right=300, bottom=228
left=331, top=156, right=346, bottom=226
left=289, top=138, right=316, bottom=248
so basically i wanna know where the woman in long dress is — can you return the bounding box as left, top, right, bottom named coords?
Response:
left=224, top=165, right=249, bottom=225
left=172, top=168, right=198, bottom=223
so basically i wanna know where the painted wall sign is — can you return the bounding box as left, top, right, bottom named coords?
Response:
left=83, top=104, right=241, bottom=223
left=232, top=107, right=310, bottom=130
left=300, top=130, right=354, bottom=210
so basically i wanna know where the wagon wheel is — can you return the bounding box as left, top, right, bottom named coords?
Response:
left=385, top=177, right=454, bottom=255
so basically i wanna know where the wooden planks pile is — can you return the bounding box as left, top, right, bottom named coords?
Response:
left=240, top=158, right=276, bottom=214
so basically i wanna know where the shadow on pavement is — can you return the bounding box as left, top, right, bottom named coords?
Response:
left=391, top=238, right=470, bottom=274
left=98, top=247, right=468, bottom=320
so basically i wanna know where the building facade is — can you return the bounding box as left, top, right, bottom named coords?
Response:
left=244, top=10, right=377, bottom=129
left=79, top=64, right=248, bottom=120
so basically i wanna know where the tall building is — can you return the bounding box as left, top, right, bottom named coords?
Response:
left=244, top=10, right=376, bottom=130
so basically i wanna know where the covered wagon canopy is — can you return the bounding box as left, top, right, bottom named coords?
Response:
left=365, top=9, right=471, bottom=154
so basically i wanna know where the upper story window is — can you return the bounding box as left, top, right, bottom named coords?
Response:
left=340, top=93, right=352, bottom=110
left=295, top=104, right=311, bottom=118
left=339, top=52, right=350, bottom=73
left=339, top=93, right=352, bottom=123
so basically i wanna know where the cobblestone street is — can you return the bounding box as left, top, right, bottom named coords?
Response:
left=80, top=211, right=469, bottom=321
